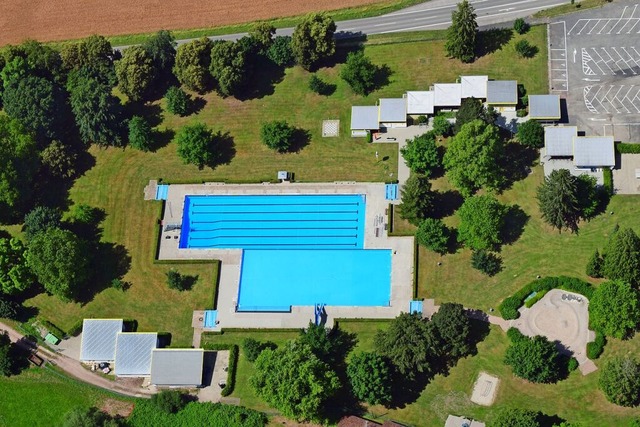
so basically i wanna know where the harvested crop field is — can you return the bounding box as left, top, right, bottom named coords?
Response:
left=0, top=0, right=385, bottom=45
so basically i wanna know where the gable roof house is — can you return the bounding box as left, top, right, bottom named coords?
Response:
left=460, top=75, right=488, bottom=99
left=350, top=106, right=380, bottom=137
left=433, top=83, right=462, bottom=108
left=114, top=332, right=158, bottom=377
left=378, top=98, right=407, bottom=128
left=79, top=319, right=124, bottom=363
left=573, top=136, right=615, bottom=170
left=486, top=80, right=518, bottom=111
left=405, top=91, right=434, bottom=116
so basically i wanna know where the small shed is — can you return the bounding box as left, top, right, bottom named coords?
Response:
left=378, top=98, right=407, bottom=128
left=543, top=126, right=577, bottom=159
left=405, top=91, right=434, bottom=115
left=79, top=319, right=124, bottom=362
left=445, top=415, right=485, bottom=427
left=350, top=106, right=379, bottom=137
left=529, top=94, right=561, bottom=120
left=150, top=349, right=204, bottom=387
left=486, top=80, right=518, bottom=110
left=460, top=75, right=488, bottom=99
left=114, top=332, right=158, bottom=377
left=573, top=136, right=615, bottom=169
left=433, top=83, right=462, bottom=107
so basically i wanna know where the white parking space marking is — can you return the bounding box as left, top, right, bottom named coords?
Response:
left=580, top=46, right=640, bottom=76
left=583, top=85, right=640, bottom=114
left=549, top=21, right=569, bottom=92
left=568, top=4, right=640, bottom=35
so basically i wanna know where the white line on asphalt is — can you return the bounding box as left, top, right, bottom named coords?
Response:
left=608, top=5, right=628, bottom=34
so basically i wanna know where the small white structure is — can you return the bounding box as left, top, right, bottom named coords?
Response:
left=114, top=332, right=158, bottom=377
left=350, top=106, right=379, bottom=137
left=445, top=415, right=485, bottom=427
left=434, top=83, right=462, bottom=107
left=405, top=91, right=434, bottom=115
left=79, top=319, right=124, bottom=363
left=574, top=136, right=615, bottom=170
left=529, top=94, right=561, bottom=121
left=486, top=80, right=518, bottom=111
left=378, top=98, right=407, bottom=128
left=460, top=75, right=488, bottom=99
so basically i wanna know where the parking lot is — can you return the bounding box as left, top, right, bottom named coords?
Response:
left=550, top=1, right=640, bottom=141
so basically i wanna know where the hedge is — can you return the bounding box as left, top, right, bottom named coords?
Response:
left=66, top=319, right=83, bottom=337
left=201, top=343, right=238, bottom=397
left=587, top=331, right=606, bottom=359
left=602, top=168, right=613, bottom=195
left=40, top=320, right=66, bottom=340
left=524, top=289, right=548, bottom=308
left=616, top=143, right=640, bottom=153
left=499, top=276, right=594, bottom=320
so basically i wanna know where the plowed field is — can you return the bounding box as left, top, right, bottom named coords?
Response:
left=0, top=0, right=384, bottom=45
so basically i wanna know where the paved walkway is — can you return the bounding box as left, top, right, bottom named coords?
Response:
left=198, top=350, right=230, bottom=402
left=0, top=321, right=155, bottom=398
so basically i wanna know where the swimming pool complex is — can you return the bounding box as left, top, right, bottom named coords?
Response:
left=179, top=194, right=365, bottom=249
left=178, top=194, right=391, bottom=311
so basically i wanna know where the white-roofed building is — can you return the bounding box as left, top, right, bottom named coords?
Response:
left=114, top=332, right=158, bottom=377
left=460, top=75, right=488, bottom=99
left=405, top=91, right=434, bottom=115
left=433, top=83, right=462, bottom=107
left=379, top=98, right=407, bottom=128
left=79, top=319, right=124, bottom=362
left=150, top=349, right=204, bottom=387
left=529, top=94, right=561, bottom=121
left=573, top=136, right=615, bottom=169
left=350, top=106, right=379, bottom=137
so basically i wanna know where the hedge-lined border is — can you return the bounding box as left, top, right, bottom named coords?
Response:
left=616, top=143, right=640, bottom=154
left=602, top=168, right=613, bottom=195
left=499, top=276, right=594, bottom=320
left=202, top=343, right=238, bottom=396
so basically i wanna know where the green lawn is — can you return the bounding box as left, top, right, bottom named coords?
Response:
left=0, top=367, right=131, bottom=427
left=22, top=27, right=548, bottom=346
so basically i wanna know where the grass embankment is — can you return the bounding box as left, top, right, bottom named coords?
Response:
left=533, top=0, right=614, bottom=19
left=0, top=367, right=132, bottom=427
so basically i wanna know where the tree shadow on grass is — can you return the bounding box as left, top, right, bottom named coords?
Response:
left=236, top=55, right=286, bottom=101
left=287, top=128, right=312, bottom=153
left=500, top=142, right=538, bottom=190
left=500, top=204, right=529, bottom=246
left=475, top=28, right=514, bottom=58
left=211, top=131, right=236, bottom=168
left=323, top=327, right=362, bottom=423
left=149, top=128, right=175, bottom=152
left=431, top=190, right=464, bottom=219
left=188, top=96, right=207, bottom=115
left=77, top=242, right=132, bottom=305
left=125, top=103, right=164, bottom=128
left=373, top=64, right=393, bottom=93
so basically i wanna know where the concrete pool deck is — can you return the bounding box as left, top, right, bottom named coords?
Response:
left=149, top=181, right=414, bottom=330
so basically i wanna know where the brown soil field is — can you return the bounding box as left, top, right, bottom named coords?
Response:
left=0, top=0, right=385, bottom=45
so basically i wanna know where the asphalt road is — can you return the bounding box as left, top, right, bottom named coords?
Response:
left=116, top=0, right=569, bottom=49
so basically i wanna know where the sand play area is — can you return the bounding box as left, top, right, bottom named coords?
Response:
left=511, top=289, right=595, bottom=365
left=470, top=372, right=499, bottom=406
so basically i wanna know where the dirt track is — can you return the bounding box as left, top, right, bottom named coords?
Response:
left=0, top=0, right=384, bottom=45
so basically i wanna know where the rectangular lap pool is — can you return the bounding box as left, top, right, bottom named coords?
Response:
left=179, top=194, right=366, bottom=249
left=237, top=249, right=392, bottom=311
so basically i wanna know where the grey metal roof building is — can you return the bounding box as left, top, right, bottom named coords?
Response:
left=544, top=126, right=577, bottom=158
left=529, top=95, right=561, bottom=120
left=405, top=91, right=434, bottom=115
left=378, top=98, right=407, bottom=122
left=114, top=333, right=158, bottom=377
left=350, top=106, right=379, bottom=130
left=486, top=80, right=518, bottom=104
left=150, top=349, right=204, bottom=387
left=573, top=136, right=615, bottom=168
left=79, top=319, right=124, bottom=362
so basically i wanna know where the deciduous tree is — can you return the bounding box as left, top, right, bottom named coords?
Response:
left=0, top=237, right=34, bottom=295
left=340, top=51, right=378, bottom=96
left=115, top=45, right=155, bottom=101
left=375, top=312, right=439, bottom=380
left=175, top=123, right=220, bottom=169
left=602, top=227, right=640, bottom=287
left=128, top=116, right=153, bottom=152
left=251, top=341, right=340, bottom=422
left=416, top=218, right=450, bottom=254
left=41, top=140, right=77, bottom=179
left=400, top=131, right=440, bottom=176
left=504, top=334, right=562, bottom=383
left=249, top=22, right=275, bottom=54
left=25, top=228, right=90, bottom=301
left=492, top=408, right=540, bottom=427
left=60, top=35, right=116, bottom=85
left=445, top=0, right=478, bottom=63
left=443, top=120, right=504, bottom=196
left=173, top=37, right=213, bottom=93
left=165, top=86, right=191, bottom=116
left=457, top=195, right=506, bottom=250
left=454, top=98, right=495, bottom=133
left=517, top=120, right=544, bottom=148
left=142, top=30, right=176, bottom=78
left=430, top=302, right=472, bottom=359
left=209, top=40, right=252, bottom=97
left=267, top=36, right=294, bottom=67
left=23, top=206, right=62, bottom=240
left=599, top=357, right=640, bottom=407
left=536, top=169, right=581, bottom=233
left=347, top=352, right=392, bottom=405
left=589, top=281, right=640, bottom=339
left=398, top=174, right=433, bottom=226
left=0, top=332, right=12, bottom=376
left=260, top=120, right=295, bottom=152
left=291, top=13, right=336, bottom=70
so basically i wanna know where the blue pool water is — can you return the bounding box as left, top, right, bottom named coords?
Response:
left=237, top=249, right=391, bottom=311
left=179, top=194, right=366, bottom=249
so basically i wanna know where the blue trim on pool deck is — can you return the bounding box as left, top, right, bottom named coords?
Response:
left=237, top=249, right=392, bottom=311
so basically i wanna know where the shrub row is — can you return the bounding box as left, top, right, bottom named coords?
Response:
left=587, top=331, right=606, bottom=359
left=221, top=345, right=239, bottom=397
left=40, top=320, right=66, bottom=339
left=67, top=319, right=84, bottom=337
left=524, top=289, right=548, bottom=308
left=602, top=168, right=613, bottom=195
left=616, top=143, right=640, bottom=153
left=499, top=276, right=594, bottom=320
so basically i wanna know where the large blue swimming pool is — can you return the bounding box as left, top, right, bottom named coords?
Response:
left=179, top=194, right=366, bottom=249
